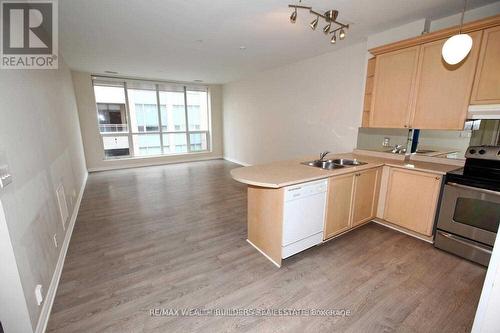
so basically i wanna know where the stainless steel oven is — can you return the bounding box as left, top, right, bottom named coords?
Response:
left=434, top=145, right=500, bottom=266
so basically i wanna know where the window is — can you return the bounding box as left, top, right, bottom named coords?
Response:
left=93, top=78, right=210, bottom=160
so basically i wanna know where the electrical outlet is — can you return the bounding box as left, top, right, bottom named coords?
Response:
left=35, top=284, right=43, bottom=306
left=382, top=137, right=391, bottom=147
left=53, top=234, right=58, bottom=248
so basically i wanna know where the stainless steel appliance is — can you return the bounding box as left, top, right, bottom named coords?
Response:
left=435, top=145, right=500, bottom=266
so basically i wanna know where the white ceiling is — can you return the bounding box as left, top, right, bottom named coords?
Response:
left=60, top=0, right=497, bottom=84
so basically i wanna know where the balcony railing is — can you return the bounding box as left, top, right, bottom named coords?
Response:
left=99, top=124, right=128, bottom=133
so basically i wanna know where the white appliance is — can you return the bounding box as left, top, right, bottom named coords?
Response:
left=282, top=179, right=327, bottom=258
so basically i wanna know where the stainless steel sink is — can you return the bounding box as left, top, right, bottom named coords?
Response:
left=302, top=160, right=345, bottom=170
left=328, top=158, right=367, bottom=166
left=302, top=158, right=367, bottom=170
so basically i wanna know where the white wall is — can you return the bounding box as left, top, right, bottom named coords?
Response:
left=71, top=71, right=224, bottom=171
left=0, top=201, right=33, bottom=333
left=0, top=59, right=87, bottom=331
left=223, top=41, right=367, bottom=165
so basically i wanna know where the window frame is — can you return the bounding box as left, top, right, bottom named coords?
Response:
left=93, top=77, right=211, bottom=160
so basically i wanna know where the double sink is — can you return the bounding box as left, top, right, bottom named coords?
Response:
left=302, top=158, right=367, bottom=170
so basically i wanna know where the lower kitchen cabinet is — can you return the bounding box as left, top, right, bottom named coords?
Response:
left=324, top=173, right=354, bottom=239
left=324, top=167, right=381, bottom=240
left=352, top=168, right=381, bottom=226
left=383, top=168, right=442, bottom=236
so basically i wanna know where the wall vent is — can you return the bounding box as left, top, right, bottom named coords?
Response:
left=56, top=184, right=69, bottom=230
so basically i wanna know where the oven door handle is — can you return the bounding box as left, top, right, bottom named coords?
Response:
left=437, top=231, right=493, bottom=254
left=447, top=182, right=500, bottom=196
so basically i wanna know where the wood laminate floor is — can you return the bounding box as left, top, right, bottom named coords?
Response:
left=47, top=160, right=486, bottom=333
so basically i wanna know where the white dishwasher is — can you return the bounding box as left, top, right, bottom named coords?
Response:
left=282, top=179, right=327, bottom=259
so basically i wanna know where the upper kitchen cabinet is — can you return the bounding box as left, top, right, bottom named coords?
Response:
left=471, top=26, right=500, bottom=104
left=365, top=15, right=500, bottom=130
left=370, top=46, right=420, bottom=128
left=411, top=31, right=482, bottom=130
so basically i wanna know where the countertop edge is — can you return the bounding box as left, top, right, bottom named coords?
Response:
left=231, top=154, right=454, bottom=188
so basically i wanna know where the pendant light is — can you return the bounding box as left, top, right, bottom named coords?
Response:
left=442, top=0, right=472, bottom=65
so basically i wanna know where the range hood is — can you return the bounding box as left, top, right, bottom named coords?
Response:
left=468, top=104, right=500, bottom=120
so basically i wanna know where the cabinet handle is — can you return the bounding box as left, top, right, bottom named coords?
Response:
left=435, top=176, right=440, bottom=180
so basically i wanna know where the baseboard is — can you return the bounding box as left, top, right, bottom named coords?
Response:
left=372, top=218, right=434, bottom=244
left=35, top=172, right=88, bottom=333
left=223, top=156, right=251, bottom=167
left=88, top=156, right=223, bottom=172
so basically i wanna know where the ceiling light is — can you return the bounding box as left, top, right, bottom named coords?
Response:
left=330, top=33, right=336, bottom=44
left=339, top=28, right=346, bottom=40
left=310, top=16, right=319, bottom=30
left=290, top=8, right=297, bottom=23
left=288, top=3, right=349, bottom=44
left=442, top=0, right=472, bottom=65
left=323, top=23, right=331, bottom=34
left=239, top=46, right=247, bottom=50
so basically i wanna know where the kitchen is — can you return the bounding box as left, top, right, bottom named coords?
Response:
left=230, top=10, right=500, bottom=329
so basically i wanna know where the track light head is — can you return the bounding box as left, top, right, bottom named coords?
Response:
left=323, top=23, right=331, bottom=34
left=330, top=32, right=337, bottom=44
left=310, top=16, right=319, bottom=30
left=290, top=8, right=297, bottom=23
left=339, top=28, right=346, bottom=40
left=324, top=10, right=338, bottom=21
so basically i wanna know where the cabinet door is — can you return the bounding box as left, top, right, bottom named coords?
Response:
left=411, top=32, right=482, bottom=130
left=324, top=174, right=355, bottom=240
left=352, top=168, right=380, bottom=227
left=383, top=168, right=441, bottom=236
left=471, top=26, right=500, bottom=104
left=370, top=46, right=420, bottom=128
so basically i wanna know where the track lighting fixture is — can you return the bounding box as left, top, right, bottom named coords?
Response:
left=310, top=16, right=319, bottom=30
left=323, top=23, right=331, bottom=34
left=339, top=28, right=346, bottom=40
left=290, top=8, right=297, bottom=23
left=288, top=2, right=349, bottom=45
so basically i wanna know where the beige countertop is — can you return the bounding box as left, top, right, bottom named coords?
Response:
left=230, top=152, right=461, bottom=188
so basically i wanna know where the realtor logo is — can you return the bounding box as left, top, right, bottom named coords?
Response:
left=1, top=0, right=58, bottom=69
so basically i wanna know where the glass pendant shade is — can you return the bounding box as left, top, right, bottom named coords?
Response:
left=442, top=33, right=473, bottom=65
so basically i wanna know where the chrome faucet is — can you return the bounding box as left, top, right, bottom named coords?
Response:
left=391, top=145, right=406, bottom=154
left=319, top=151, right=330, bottom=161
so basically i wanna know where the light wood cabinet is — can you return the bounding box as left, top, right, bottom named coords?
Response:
left=370, top=46, right=420, bottom=128
left=352, top=168, right=381, bottom=226
left=324, top=173, right=354, bottom=239
left=324, top=168, right=381, bottom=240
left=362, top=58, right=376, bottom=127
left=366, top=15, right=500, bottom=130
left=471, top=25, right=500, bottom=104
left=411, top=31, right=482, bottom=129
left=383, top=168, right=441, bottom=236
